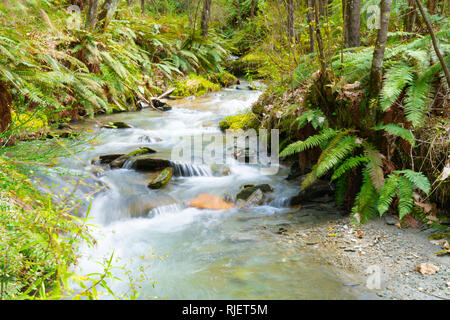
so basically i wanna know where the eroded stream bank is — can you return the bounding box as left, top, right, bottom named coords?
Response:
left=40, top=81, right=410, bottom=299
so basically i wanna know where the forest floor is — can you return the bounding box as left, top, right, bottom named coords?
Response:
left=270, top=205, right=450, bottom=300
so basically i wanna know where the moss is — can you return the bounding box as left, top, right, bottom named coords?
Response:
left=219, top=112, right=260, bottom=131
left=228, top=52, right=266, bottom=78
left=173, top=74, right=221, bottom=97
left=207, top=71, right=239, bottom=87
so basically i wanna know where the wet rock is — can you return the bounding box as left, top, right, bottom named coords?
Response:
left=110, top=147, right=157, bottom=169
left=189, top=193, right=234, bottom=210
left=385, top=215, right=399, bottom=226
left=101, top=121, right=132, bottom=129
left=289, top=180, right=334, bottom=205
left=236, top=184, right=274, bottom=201
left=238, top=189, right=264, bottom=208
left=94, top=154, right=124, bottom=165
left=148, top=167, right=173, bottom=189
left=126, top=155, right=172, bottom=171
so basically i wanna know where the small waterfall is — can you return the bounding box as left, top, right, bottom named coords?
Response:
left=269, top=197, right=291, bottom=208
left=171, top=162, right=212, bottom=177
left=148, top=203, right=186, bottom=219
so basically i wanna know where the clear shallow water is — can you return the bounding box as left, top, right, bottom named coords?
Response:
left=48, top=81, right=374, bottom=299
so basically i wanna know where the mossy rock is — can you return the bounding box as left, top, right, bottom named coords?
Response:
left=110, top=147, right=157, bottom=168
left=102, top=121, right=133, bottom=129
left=207, top=71, right=239, bottom=88
left=173, top=74, right=221, bottom=97
left=236, top=184, right=274, bottom=201
left=219, top=112, right=260, bottom=131
left=148, top=167, right=173, bottom=189
left=228, top=53, right=265, bottom=77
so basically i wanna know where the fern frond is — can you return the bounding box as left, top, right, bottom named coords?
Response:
left=364, top=144, right=385, bottom=192
left=377, top=174, right=399, bottom=216
left=397, top=176, right=414, bottom=219
left=279, top=128, right=338, bottom=157
left=373, top=123, right=415, bottom=146
left=404, top=74, right=431, bottom=127
left=395, top=169, right=431, bottom=195
left=351, top=168, right=378, bottom=224
left=380, top=62, right=413, bottom=111
left=331, top=155, right=368, bottom=181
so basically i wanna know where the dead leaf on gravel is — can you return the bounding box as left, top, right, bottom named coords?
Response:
left=416, top=263, right=440, bottom=275
left=404, top=214, right=420, bottom=228
left=430, top=239, right=447, bottom=246
left=395, top=222, right=402, bottom=229
left=355, top=231, right=364, bottom=239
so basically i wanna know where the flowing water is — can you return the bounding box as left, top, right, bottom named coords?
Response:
left=47, top=81, right=375, bottom=299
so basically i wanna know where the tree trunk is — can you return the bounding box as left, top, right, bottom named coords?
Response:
left=426, top=0, right=438, bottom=14
left=343, top=0, right=360, bottom=48
left=415, top=0, right=450, bottom=88
left=404, top=0, right=416, bottom=32
left=85, top=0, right=99, bottom=31
left=201, top=0, right=212, bottom=36
left=287, top=0, right=295, bottom=42
left=314, top=0, right=327, bottom=74
left=235, top=0, right=243, bottom=30
left=306, top=0, right=315, bottom=53
left=0, top=82, right=12, bottom=134
left=250, top=0, right=256, bottom=17
left=368, top=0, right=392, bottom=120
left=141, top=0, right=145, bottom=14
left=98, top=0, right=120, bottom=31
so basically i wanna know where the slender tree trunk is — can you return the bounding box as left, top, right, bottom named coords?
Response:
left=314, top=0, right=326, bottom=74
left=201, top=0, right=212, bottom=36
left=404, top=0, right=416, bottom=32
left=235, top=0, right=243, bottom=30
left=287, top=0, right=295, bottom=42
left=0, top=82, right=12, bottom=134
left=415, top=0, right=450, bottom=88
left=86, top=0, right=99, bottom=31
left=141, top=0, right=145, bottom=14
left=306, top=0, right=315, bottom=53
left=250, top=0, right=256, bottom=17
left=426, top=0, right=438, bottom=14
left=343, top=0, right=360, bottom=48
left=368, top=0, right=392, bottom=106
left=98, top=0, right=120, bottom=31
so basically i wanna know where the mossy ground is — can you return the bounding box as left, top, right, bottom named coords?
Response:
left=219, top=112, right=260, bottom=131
left=173, top=74, right=221, bottom=97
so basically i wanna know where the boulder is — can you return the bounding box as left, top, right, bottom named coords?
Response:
left=189, top=193, right=234, bottom=210
left=236, top=184, right=274, bottom=201
left=238, top=189, right=264, bottom=208
left=289, top=180, right=334, bottom=206
left=125, top=155, right=172, bottom=171
left=94, top=154, right=124, bottom=165
left=110, top=147, right=157, bottom=169
left=101, top=121, right=132, bottom=129
left=148, top=167, right=173, bottom=189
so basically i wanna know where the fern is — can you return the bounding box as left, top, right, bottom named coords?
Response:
left=394, top=169, right=431, bottom=195
left=279, top=128, right=338, bottom=157
left=351, top=168, right=378, bottom=224
left=380, top=62, right=413, bottom=111
left=377, top=174, right=399, bottom=216
left=364, top=144, right=385, bottom=192
left=331, top=155, right=368, bottom=181
left=404, top=74, right=432, bottom=127
left=373, top=123, right=415, bottom=146
left=301, top=134, right=360, bottom=190
left=397, top=176, right=415, bottom=219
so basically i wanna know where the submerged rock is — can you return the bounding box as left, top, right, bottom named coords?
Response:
left=148, top=167, right=173, bottom=189
left=236, top=184, right=274, bottom=201
left=189, top=193, right=234, bottom=210
left=94, top=154, right=124, bottom=165
left=110, top=147, right=157, bottom=169
left=101, top=121, right=133, bottom=129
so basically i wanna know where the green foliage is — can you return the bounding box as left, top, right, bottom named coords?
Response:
left=219, top=112, right=259, bottom=131
left=373, top=123, right=415, bottom=146
left=279, top=128, right=338, bottom=157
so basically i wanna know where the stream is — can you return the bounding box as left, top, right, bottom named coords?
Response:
left=44, top=80, right=375, bottom=299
